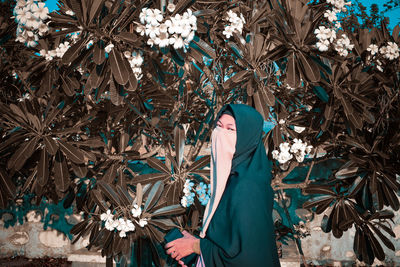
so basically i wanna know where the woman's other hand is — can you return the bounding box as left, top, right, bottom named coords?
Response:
left=164, top=230, right=200, bottom=265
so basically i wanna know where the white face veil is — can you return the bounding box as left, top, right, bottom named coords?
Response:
left=199, top=125, right=236, bottom=238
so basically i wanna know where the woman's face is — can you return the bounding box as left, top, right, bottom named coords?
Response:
left=216, top=114, right=236, bottom=131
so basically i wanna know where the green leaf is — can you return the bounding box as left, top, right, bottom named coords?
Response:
left=37, top=148, right=49, bottom=186
left=187, top=155, right=210, bottom=172
left=313, top=86, right=329, bottom=103
left=90, top=189, right=109, bottom=211
left=144, top=180, right=164, bottom=212
left=62, top=36, right=86, bottom=65
left=151, top=204, right=185, bottom=217
left=129, top=173, right=170, bottom=185
left=147, top=158, right=170, bottom=174
left=54, top=150, right=70, bottom=192
left=0, top=168, right=16, bottom=200
left=102, top=162, right=118, bottom=184
left=109, top=48, right=129, bottom=85
left=97, top=181, right=121, bottom=206
left=7, top=136, right=39, bottom=171
left=174, top=125, right=185, bottom=169
left=287, top=54, right=299, bottom=88
left=299, top=52, right=320, bottom=82
left=58, top=140, right=85, bottom=164
left=93, top=43, right=105, bottom=65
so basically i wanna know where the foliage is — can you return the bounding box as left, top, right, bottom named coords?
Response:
left=0, top=0, right=399, bottom=266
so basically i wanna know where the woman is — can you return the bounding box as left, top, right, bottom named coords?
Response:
left=165, top=104, right=281, bottom=267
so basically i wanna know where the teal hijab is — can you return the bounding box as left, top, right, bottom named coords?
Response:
left=199, top=104, right=280, bottom=267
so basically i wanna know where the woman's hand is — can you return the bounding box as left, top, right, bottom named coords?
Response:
left=164, top=230, right=200, bottom=266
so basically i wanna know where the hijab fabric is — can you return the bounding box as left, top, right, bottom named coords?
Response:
left=200, top=112, right=237, bottom=239
left=196, top=104, right=280, bottom=267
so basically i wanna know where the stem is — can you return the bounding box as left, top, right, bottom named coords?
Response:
left=278, top=190, right=308, bottom=267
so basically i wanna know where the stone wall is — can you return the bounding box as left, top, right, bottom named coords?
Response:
left=2, top=209, right=400, bottom=266
left=0, top=211, right=88, bottom=259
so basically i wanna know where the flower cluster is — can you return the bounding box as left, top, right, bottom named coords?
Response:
left=136, top=6, right=197, bottom=49
left=195, top=182, right=211, bottom=205
left=315, top=0, right=354, bottom=56
left=315, top=26, right=336, bottom=51
left=365, top=42, right=399, bottom=72
left=272, top=139, right=313, bottom=164
left=333, top=33, right=354, bottom=57
left=39, top=41, right=71, bottom=61
left=124, top=51, right=144, bottom=80
left=14, top=0, right=49, bottom=47
left=181, top=179, right=211, bottom=208
left=379, top=42, right=399, bottom=60
left=100, top=205, right=148, bottom=238
left=222, top=10, right=245, bottom=39
left=181, top=179, right=195, bottom=207
left=326, top=0, right=352, bottom=13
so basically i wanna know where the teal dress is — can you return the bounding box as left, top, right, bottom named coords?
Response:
left=199, top=104, right=281, bottom=267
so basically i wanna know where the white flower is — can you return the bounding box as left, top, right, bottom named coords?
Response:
left=166, top=17, right=183, bottom=35
left=279, top=142, right=290, bottom=153
left=277, top=151, right=293, bottom=164
left=26, top=35, right=38, bottom=47
left=306, top=145, right=313, bottom=154
left=126, top=219, right=135, bottom=231
left=272, top=150, right=279, bottom=160
left=31, top=2, right=49, bottom=20
left=293, top=126, right=305, bottom=133
left=181, top=196, right=188, bottom=207
left=105, top=218, right=115, bottom=231
left=316, top=40, right=330, bottom=51
left=136, top=24, right=146, bottom=36
left=181, top=25, right=192, bottom=38
left=159, top=23, right=168, bottom=33
left=16, top=0, right=27, bottom=9
left=295, top=153, right=305, bottom=163
left=279, top=119, right=285, bottom=124
left=104, top=43, right=114, bottom=53
left=223, top=25, right=235, bottom=39
left=337, top=48, right=348, bottom=57
left=169, top=34, right=185, bottom=49
left=131, top=204, right=142, bottom=217
left=145, top=8, right=163, bottom=26
left=139, top=8, right=149, bottom=24
left=101, top=209, right=114, bottom=221
left=66, top=9, right=75, bottom=16
left=290, top=139, right=303, bottom=153
left=130, top=54, right=143, bottom=66
left=186, top=31, right=195, bottom=43
left=155, top=32, right=170, bottom=47
left=16, top=8, right=31, bottom=25
left=139, top=218, right=148, bottom=227
left=119, top=230, right=127, bottom=237
left=380, top=42, right=399, bottom=60
left=37, top=22, right=48, bottom=35
left=222, top=10, right=244, bottom=39
left=25, top=12, right=40, bottom=28
left=147, top=38, right=155, bottom=47
left=314, top=26, right=329, bottom=40
left=167, top=3, right=176, bottom=13
left=124, top=51, right=132, bottom=58
left=145, top=23, right=160, bottom=39
left=367, top=44, right=378, bottom=55
left=116, top=218, right=127, bottom=232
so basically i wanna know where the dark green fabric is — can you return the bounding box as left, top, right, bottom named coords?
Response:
left=200, top=104, right=280, bottom=267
